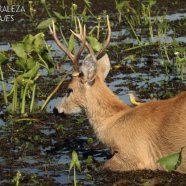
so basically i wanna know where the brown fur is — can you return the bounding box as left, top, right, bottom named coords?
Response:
left=55, top=54, right=186, bottom=172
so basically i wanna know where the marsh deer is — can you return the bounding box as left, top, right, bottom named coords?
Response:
left=50, top=16, right=186, bottom=172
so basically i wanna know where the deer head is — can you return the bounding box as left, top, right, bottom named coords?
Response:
left=50, top=16, right=111, bottom=115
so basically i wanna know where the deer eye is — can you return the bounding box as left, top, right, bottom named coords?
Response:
left=66, top=88, right=73, bottom=97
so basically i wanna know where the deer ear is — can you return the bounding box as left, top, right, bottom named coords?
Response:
left=81, top=54, right=97, bottom=85
left=96, top=54, right=110, bottom=80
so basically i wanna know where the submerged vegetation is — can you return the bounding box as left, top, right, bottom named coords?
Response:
left=0, top=0, right=186, bottom=185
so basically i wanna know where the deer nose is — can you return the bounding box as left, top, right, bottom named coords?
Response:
left=53, top=107, right=66, bottom=117
left=53, top=107, right=59, bottom=115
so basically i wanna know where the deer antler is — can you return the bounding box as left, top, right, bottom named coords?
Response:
left=71, top=18, right=95, bottom=55
left=71, top=15, right=111, bottom=60
left=95, top=15, right=111, bottom=59
left=49, top=19, right=86, bottom=76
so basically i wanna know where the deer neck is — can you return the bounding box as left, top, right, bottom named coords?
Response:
left=85, top=77, right=130, bottom=131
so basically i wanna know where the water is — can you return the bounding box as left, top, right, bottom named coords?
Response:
left=0, top=0, right=186, bottom=185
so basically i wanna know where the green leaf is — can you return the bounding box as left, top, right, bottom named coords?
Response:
left=87, top=138, right=94, bottom=144
left=72, top=150, right=79, bottom=162
left=53, top=11, right=66, bottom=20
left=12, top=43, right=27, bottom=59
left=33, top=33, right=45, bottom=53
left=115, top=0, right=126, bottom=11
left=71, top=150, right=81, bottom=171
left=84, top=0, right=92, bottom=8
left=86, top=155, right=93, bottom=166
left=149, top=0, right=156, bottom=7
left=0, top=52, right=8, bottom=65
left=37, top=18, right=54, bottom=30
left=156, top=147, right=184, bottom=171
left=124, top=54, right=136, bottom=62
left=16, top=76, right=34, bottom=85
left=21, top=63, right=40, bottom=79
left=175, top=47, right=186, bottom=54
left=16, top=58, right=26, bottom=70
left=71, top=3, right=78, bottom=12
left=69, top=161, right=74, bottom=172
left=75, top=161, right=81, bottom=171
left=87, top=36, right=102, bottom=52
left=23, top=34, right=34, bottom=53
left=69, top=150, right=81, bottom=172
left=40, top=50, right=54, bottom=69
left=68, top=33, right=75, bottom=52
left=26, top=58, right=36, bottom=70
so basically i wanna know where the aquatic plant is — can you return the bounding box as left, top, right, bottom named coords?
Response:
left=6, top=0, right=25, bottom=5
left=38, top=0, right=98, bottom=52
left=69, top=150, right=81, bottom=186
left=115, top=0, right=142, bottom=44
left=6, top=0, right=16, bottom=5
left=40, top=0, right=94, bottom=22
left=12, top=171, right=22, bottom=186
left=0, top=33, right=55, bottom=115
left=28, top=1, right=36, bottom=19
left=0, top=3, right=106, bottom=116
left=0, top=52, right=8, bottom=105
left=40, top=73, right=67, bottom=111
left=157, top=147, right=184, bottom=171
left=115, top=0, right=158, bottom=45
left=115, top=0, right=185, bottom=80
left=174, top=51, right=186, bottom=81
left=10, top=33, right=54, bottom=114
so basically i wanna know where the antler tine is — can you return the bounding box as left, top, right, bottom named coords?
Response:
left=71, top=18, right=94, bottom=55
left=75, top=24, right=86, bottom=61
left=96, top=15, right=111, bottom=59
left=77, top=17, right=83, bottom=38
left=71, top=18, right=87, bottom=74
left=49, top=20, right=75, bottom=62
left=49, top=19, right=87, bottom=75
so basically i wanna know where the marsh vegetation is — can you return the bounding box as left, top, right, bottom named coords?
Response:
left=0, top=0, right=186, bottom=185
